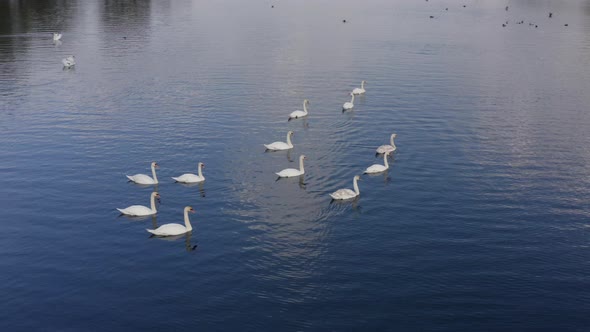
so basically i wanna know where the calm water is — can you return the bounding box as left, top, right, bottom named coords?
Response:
left=1, top=0, right=590, bottom=330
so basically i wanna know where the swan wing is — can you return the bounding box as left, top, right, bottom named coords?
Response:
left=172, top=173, right=204, bottom=183
left=289, top=110, right=306, bottom=118
left=276, top=168, right=302, bottom=178
left=376, top=145, right=395, bottom=154
left=127, top=174, right=156, bottom=184
left=147, top=223, right=187, bottom=236
left=330, top=189, right=357, bottom=200
left=117, top=205, right=154, bottom=216
left=264, top=142, right=291, bottom=150
left=364, top=164, right=387, bottom=174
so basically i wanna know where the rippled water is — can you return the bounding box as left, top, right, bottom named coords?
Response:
left=2, top=0, right=590, bottom=330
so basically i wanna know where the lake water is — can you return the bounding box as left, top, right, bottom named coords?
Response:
left=1, top=0, right=590, bottom=330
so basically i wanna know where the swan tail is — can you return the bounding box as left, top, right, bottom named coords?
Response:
left=126, top=175, right=134, bottom=182
left=171, top=177, right=180, bottom=182
left=116, top=208, right=127, bottom=215
left=146, top=229, right=158, bottom=235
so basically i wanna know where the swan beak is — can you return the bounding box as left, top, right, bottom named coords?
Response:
left=189, top=209, right=195, bottom=214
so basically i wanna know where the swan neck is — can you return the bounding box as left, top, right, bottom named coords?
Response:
left=184, top=210, right=193, bottom=232
left=150, top=193, right=157, bottom=212
left=287, top=133, right=292, bottom=147
left=350, top=94, right=355, bottom=103
left=353, top=178, right=360, bottom=195
left=299, top=157, right=305, bottom=173
left=361, top=81, right=365, bottom=89
left=151, top=164, right=158, bottom=183
left=303, top=101, right=308, bottom=113
left=384, top=154, right=389, bottom=168
left=390, top=135, right=396, bottom=147
left=198, top=164, right=203, bottom=178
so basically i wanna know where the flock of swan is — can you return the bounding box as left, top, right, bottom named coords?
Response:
left=113, top=80, right=397, bottom=237
left=271, top=80, right=396, bottom=201
left=114, top=80, right=397, bottom=237
left=52, top=34, right=395, bottom=237
left=117, top=161, right=205, bottom=236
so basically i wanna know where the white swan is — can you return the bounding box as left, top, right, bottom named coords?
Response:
left=364, top=151, right=391, bottom=174
left=147, top=206, right=195, bottom=236
left=376, top=133, right=397, bottom=154
left=330, top=175, right=361, bottom=200
left=127, top=161, right=159, bottom=185
left=288, top=100, right=310, bottom=120
left=117, top=192, right=160, bottom=216
left=172, top=162, right=205, bottom=183
left=53, top=33, right=62, bottom=41
left=352, top=80, right=366, bottom=95
left=276, top=155, right=306, bottom=177
left=62, top=55, right=75, bottom=68
left=343, top=93, right=355, bottom=110
left=264, top=131, right=294, bottom=151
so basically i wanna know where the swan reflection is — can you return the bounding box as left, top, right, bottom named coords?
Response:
left=364, top=169, right=392, bottom=184
left=299, top=174, right=307, bottom=190
left=177, top=181, right=206, bottom=197
left=329, top=196, right=361, bottom=211
left=300, top=117, right=309, bottom=129
left=118, top=214, right=158, bottom=225
left=264, top=145, right=294, bottom=162
left=150, top=232, right=197, bottom=252
left=129, top=182, right=159, bottom=191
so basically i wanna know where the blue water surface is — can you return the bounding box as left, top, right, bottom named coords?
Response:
left=1, top=0, right=590, bottom=330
